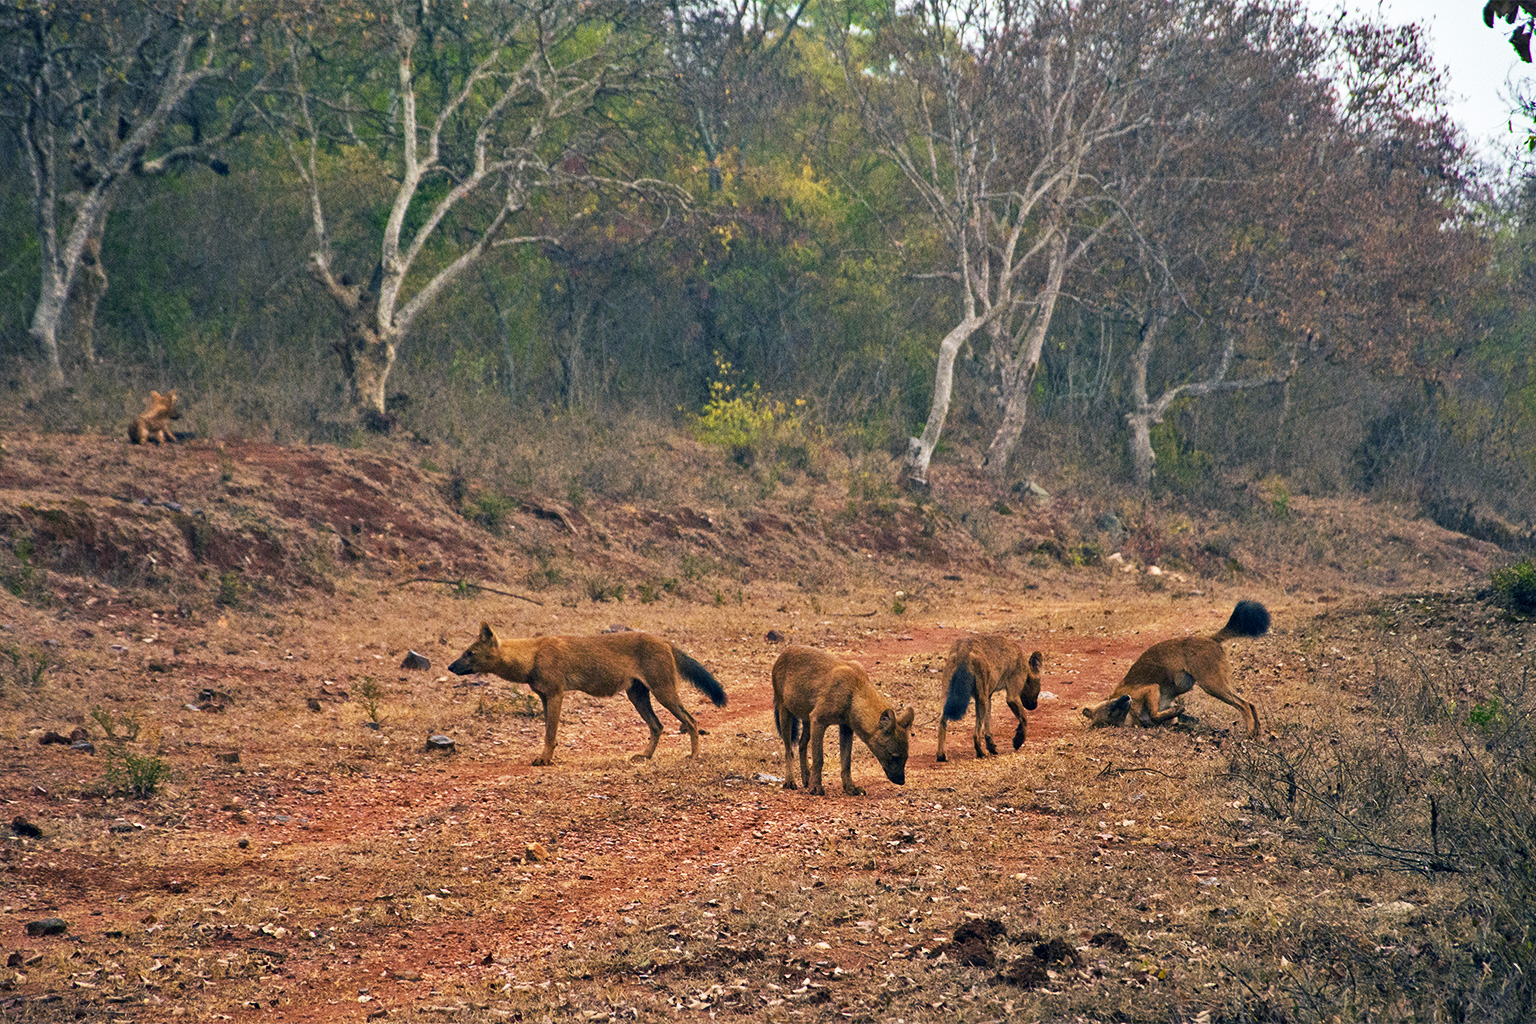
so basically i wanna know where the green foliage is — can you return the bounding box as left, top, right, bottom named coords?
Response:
left=103, top=743, right=172, bottom=799
left=1149, top=417, right=1214, bottom=494
left=693, top=352, right=808, bottom=459
left=1467, top=699, right=1505, bottom=732
left=90, top=708, right=140, bottom=743
left=1491, top=559, right=1536, bottom=615
left=357, top=677, right=386, bottom=727
left=585, top=576, right=624, bottom=602
left=216, top=570, right=246, bottom=608
left=1, top=642, right=52, bottom=688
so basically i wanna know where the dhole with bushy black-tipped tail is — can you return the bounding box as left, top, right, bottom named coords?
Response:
left=448, top=624, right=725, bottom=764
left=936, top=635, right=1044, bottom=761
left=1082, top=601, right=1269, bottom=736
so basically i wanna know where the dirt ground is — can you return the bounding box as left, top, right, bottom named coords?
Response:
left=1, top=433, right=1528, bottom=1022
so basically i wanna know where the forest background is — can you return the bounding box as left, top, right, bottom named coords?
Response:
left=2, top=0, right=1535, bottom=540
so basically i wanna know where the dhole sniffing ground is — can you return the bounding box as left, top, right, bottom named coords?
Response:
left=2, top=432, right=1531, bottom=1022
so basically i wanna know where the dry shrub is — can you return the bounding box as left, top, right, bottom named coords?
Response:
left=1226, top=654, right=1536, bottom=1022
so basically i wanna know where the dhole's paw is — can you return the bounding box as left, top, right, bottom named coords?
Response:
left=629, top=753, right=652, bottom=762
left=808, top=784, right=825, bottom=796
left=532, top=756, right=553, bottom=766
left=842, top=783, right=865, bottom=797
left=783, top=779, right=798, bottom=791
left=985, top=736, right=998, bottom=755
left=1012, top=724, right=1026, bottom=749
left=973, top=741, right=987, bottom=759
left=935, top=752, right=947, bottom=763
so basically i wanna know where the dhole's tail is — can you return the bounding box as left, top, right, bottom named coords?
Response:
left=674, top=648, right=727, bottom=706
left=775, top=704, right=800, bottom=743
left=1212, top=600, right=1270, bottom=643
left=942, top=661, right=976, bottom=721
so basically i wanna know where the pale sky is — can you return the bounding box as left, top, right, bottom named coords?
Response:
left=1310, top=1, right=1532, bottom=161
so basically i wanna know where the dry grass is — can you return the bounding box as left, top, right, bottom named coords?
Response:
left=1, top=431, right=1532, bottom=1022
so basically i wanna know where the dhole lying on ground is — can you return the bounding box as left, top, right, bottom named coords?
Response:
left=448, top=624, right=726, bottom=764
left=1082, top=600, right=1270, bottom=737
left=771, top=645, right=913, bottom=796
left=128, top=390, right=181, bottom=444
left=936, top=634, right=1044, bottom=761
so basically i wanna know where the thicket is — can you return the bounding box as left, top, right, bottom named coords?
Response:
left=0, top=1, right=1531, bottom=535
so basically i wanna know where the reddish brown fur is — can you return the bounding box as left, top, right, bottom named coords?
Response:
left=771, top=645, right=913, bottom=797
left=448, top=624, right=724, bottom=765
left=1083, top=613, right=1263, bottom=736
left=935, top=634, right=1044, bottom=761
left=128, top=390, right=181, bottom=444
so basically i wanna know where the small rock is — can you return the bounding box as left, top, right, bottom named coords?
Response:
left=425, top=734, right=456, bottom=753
left=306, top=698, right=322, bottom=712
left=24, top=918, right=67, bottom=937
left=392, top=969, right=421, bottom=982
left=6, top=952, right=20, bottom=967
left=70, top=740, right=96, bottom=754
left=400, top=651, right=431, bottom=671
left=524, top=842, right=551, bottom=864
left=765, top=629, right=784, bottom=643
left=1375, top=900, right=1417, bottom=918
left=604, top=623, right=631, bottom=633
left=215, top=750, right=240, bottom=764
left=10, top=816, right=42, bottom=839
left=752, top=772, right=785, bottom=784
left=68, top=727, right=88, bottom=743
left=38, top=731, right=70, bottom=745
left=1147, top=565, right=1163, bottom=576
left=238, top=838, right=250, bottom=849
left=199, top=688, right=232, bottom=706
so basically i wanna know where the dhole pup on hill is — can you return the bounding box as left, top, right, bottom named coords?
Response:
left=935, top=634, right=1044, bottom=761
left=1082, top=600, right=1269, bottom=736
left=448, top=624, right=726, bottom=764
left=128, top=390, right=181, bottom=444
left=771, top=645, right=913, bottom=796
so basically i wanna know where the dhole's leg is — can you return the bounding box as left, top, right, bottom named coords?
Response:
left=797, top=720, right=812, bottom=788
left=1197, top=670, right=1261, bottom=737
left=807, top=718, right=831, bottom=796
left=775, top=703, right=800, bottom=790
left=534, top=690, right=563, bottom=766
left=648, top=679, right=701, bottom=759
left=626, top=682, right=665, bottom=761
left=935, top=714, right=950, bottom=763
left=1006, top=694, right=1027, bottom=749
left=974, top=685, right=997, bottom=757
left=838, top=724, right=864, bottom=796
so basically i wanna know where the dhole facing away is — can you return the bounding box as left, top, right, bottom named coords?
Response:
left=448, top=624, right=726, bottom=764
left=936, top=634, right=1044, bottom=761
left=1082, top=600, right=1270, bottom=736
left=771, top=645, right=913, bottom=796
left=128, top=390, right=181, bottom=444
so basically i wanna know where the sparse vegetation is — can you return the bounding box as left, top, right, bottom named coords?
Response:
left=1492, top=558, right=1536, bottom=615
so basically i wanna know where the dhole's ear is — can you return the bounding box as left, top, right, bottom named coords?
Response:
left=878, top=708, right=894, bottom=732
left=1111, top=694, right=1132, bottom=712
left=897, top=707, right=915, bottom=730
left=478, top=622, right=496, bottom=642
left=149, top=390, right=161, bottom=400
left=1028, top=651, right=1043, bottom=672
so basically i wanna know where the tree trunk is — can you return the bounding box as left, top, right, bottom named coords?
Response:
left=1126, top=410, right=1156, bottom=486
left=65, top=231, right=108, bottom=364
left=335, top=320, right=396, bottom=422
left=980, top=230, right=1070, bottom=479
left=903, top=315, right=983, bottom=486
left=28, top=279, right=67, bottom=386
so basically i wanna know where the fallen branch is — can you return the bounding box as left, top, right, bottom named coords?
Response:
left=396, top=577, right=544, bottom=606
left=1097, top=761, right=1184, bottom=780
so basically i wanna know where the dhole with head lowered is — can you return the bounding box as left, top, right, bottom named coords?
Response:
left=1082, top=600, right=1269, bottom=736
left=771, top=645, right=913, bottom=796
left=448, top=624, right=726, bottom=764
left=935, top=634, right=1044, bottom=761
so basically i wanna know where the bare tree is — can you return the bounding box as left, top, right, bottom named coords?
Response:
left=838, top=0, right=1185, bottom=486
left=0, top=0, right=266, bottom=384
left=271, top=0, right=685, bottom=425
left=664, top=1, right=811, bottom=192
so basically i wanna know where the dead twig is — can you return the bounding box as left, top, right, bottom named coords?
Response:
left=1098, top=761, right=1184, bottom=780
left=397, top=577, right=544, bottom=606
